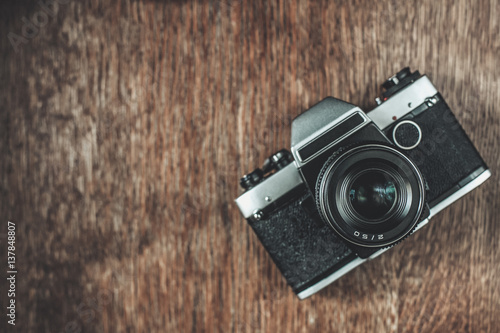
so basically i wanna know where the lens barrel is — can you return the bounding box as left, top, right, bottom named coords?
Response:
left=316, top=144, right=426, bottom=247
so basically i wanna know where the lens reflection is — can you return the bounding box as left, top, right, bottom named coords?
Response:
left=349, top=171, right=397, bottom=220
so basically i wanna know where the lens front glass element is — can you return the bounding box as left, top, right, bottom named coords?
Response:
left=349, top=170, right=397, bottom=220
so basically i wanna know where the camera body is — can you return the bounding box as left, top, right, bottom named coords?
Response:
left=235, top=68, right=490, bottom=299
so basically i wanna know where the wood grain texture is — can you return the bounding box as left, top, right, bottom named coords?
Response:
left=0, top=0, right=499, bottom=332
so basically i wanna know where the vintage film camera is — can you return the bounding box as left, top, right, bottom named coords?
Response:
left=235, top=68, right=491, bottom=299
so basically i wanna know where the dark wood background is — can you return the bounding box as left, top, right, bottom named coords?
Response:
left=0, top=0, right=499, bottom=332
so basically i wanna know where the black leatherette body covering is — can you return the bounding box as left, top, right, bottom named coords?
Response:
left=248, top=191, right=354, bottom=293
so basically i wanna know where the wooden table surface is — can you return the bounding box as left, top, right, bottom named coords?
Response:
left=1, top=0, right=499, bottom=332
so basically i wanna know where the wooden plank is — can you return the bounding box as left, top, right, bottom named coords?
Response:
left=0, top=0, right=498, bottom=332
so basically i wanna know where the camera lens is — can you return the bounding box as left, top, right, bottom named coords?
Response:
left=349, top=170, right=397, bottom=220
left=316, top=144, right=426, bottom=248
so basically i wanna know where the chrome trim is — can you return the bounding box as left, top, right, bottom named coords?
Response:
left=369, top=76, right=438, bottom=130
left=291, top=110, right=371, bottom=167
left=297, top=168, right=491, bottom=299
left=429, top=169, right=491, bottom=218
left=297, top=255, right=368, bottom=299
left=413, top=217, right=429, bottom=232
left=297, top=217, right=430, bottom=299
left=297, top=247, right=390, bottom=300
left=235, top=163, right=304, bottom=219
left=291, top=97, right=358, bottom=148
left=392, top=120, right=422, bottom=150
